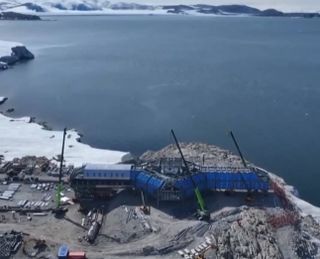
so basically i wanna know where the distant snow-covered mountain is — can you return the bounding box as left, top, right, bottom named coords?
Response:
left=0, top=0, right=319, bottom=17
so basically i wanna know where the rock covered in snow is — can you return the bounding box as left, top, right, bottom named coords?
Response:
left=0, top=96, right=8, bottom=105
left=0, top=41, right=34, bottom=68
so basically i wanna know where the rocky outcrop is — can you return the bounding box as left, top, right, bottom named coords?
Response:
left=0, top=97, right=8, bottom=105
left=0, top=55, right=19, bottom=65
left=0, top=61, right=8, bottom=70
left=163, top=4, right=320, bottom=18
left=212, top=208, right=283, bottom=258
left=140, top=142, right=244, bottom=167
left=0, top=11, right=41, bottom=20
left=0, top=45, right=34, bottom=69
left=11, top=46, right=34, bottom=60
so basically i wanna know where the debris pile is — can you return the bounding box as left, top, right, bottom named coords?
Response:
left=23, top=238, right=48, bottom=258
left=0, top=156, right=73, bottom=181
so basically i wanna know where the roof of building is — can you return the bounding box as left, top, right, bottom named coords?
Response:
left=84, top=163, right=132, bottom=171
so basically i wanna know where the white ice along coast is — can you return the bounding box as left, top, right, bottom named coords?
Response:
left=0, top=40, right=23, bottom=57
left=0, top=113, right=128, bottom=166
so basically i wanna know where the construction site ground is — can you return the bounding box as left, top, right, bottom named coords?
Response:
left=1, top=180, right=308, bottom=259
left=1, top=143, right=320, bottom=258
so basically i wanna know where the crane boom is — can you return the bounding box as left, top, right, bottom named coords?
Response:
left=229, top=131, right=247, bottom=168
left=56, top=128, right=67, bottom=208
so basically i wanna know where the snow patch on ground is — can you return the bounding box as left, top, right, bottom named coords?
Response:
left=0, top=40, right=23, bottom=57
left=285, top=185, right=320, bottom=223
left=0, top=113, right=128, bottom=167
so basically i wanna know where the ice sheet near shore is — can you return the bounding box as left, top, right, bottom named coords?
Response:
left=0, top=40, right=23, bottom=57
left=0, top=113, right=128, bottom=166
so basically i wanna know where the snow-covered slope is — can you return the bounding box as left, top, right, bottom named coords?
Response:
left=0, top=0, right=159, bottom=14
left=1, top=1, right=319, bottom=16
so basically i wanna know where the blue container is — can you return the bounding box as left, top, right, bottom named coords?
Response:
left=58, top=244, right=69, bottom=259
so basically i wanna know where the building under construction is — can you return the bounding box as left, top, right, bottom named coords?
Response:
left=70, top=158, right=270, bottom=203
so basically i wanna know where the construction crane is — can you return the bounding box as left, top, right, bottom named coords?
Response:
left=171, top=129, right=209, bottom=221
left=229, top=130, right=253, bottom=203
left=53, top=128, right=68, bottom=217
left=140, top=190, right=150, bottom=215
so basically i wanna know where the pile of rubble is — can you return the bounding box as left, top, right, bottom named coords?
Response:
left=0, top=156, right=73, bottom=180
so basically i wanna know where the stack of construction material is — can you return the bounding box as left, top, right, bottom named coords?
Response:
left=85, top=208, right=104, bottom=243
left=0, top=183, right=20, bottom=200
left=0, top=231, right=23, bottom=258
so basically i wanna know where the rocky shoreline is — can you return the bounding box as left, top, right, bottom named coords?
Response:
left=0, top=11, right=40, bottom=20
left=0, top=45, right=34, bottom=71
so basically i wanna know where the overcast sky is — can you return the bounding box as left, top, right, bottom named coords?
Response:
left=116, top=0, right=320, bottom=12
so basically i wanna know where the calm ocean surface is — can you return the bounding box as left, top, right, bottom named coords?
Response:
left=0, top=16, right=320, bottom=206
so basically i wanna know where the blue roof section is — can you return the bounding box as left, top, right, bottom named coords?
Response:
left=135, top=170, right=165, bottom=197
left=133, top=170, right=269, bottom=196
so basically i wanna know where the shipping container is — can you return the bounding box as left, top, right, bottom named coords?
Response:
left=68, top=251, right=86, bottom=259
left=58, top=244, right=68, bottom=259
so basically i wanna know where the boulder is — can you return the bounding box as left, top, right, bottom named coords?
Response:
left=0, top=61, right=8, bottom=70
left=0, top=97, right=8, bottom=105
left=11, top=46, right=34, bottom=60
